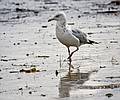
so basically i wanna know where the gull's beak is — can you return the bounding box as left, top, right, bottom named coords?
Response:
left=48, top=18, right=55, bottom=22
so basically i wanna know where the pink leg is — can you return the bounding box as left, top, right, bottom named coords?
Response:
left=68, top=47, right=79, bottom=60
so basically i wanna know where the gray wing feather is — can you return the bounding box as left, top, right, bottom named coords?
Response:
left=72, top=29, right=88, bottom=44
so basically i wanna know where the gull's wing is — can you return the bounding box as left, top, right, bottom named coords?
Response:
left=72, top=29, right=88, bottom=44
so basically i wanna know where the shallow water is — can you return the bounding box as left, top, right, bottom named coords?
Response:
left=0, top=0, right=120, bottom=100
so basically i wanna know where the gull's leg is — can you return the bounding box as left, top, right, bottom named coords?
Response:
left=68, top=47, right=79, bottom=60
left=68, top=47, right=70, bottom=56
left=67, top=47, right=72, bottom=71
left=67, top=47, right=72, bottom=63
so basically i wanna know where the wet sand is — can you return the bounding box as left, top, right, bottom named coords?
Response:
left=0, top=0, right=120, bottom=100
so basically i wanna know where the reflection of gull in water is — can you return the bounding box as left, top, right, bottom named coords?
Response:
left=59, top=65, right=91, bottom=98
left=48, top=12, right=98, bottom=65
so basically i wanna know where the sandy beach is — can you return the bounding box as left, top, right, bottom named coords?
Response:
left=0, top=0, right=120, bottom=100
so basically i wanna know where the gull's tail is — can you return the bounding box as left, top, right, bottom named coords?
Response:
left=87, top=39, right=99, bottom=44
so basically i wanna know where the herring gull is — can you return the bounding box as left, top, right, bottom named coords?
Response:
left=48, top=12, right=98, bottom=63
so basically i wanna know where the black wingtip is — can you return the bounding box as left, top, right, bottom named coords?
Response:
left=88, top=40, right=99, bottom=44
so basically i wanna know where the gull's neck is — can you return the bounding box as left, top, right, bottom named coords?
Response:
left=57, top=19, right=66, bottom=27
left=56, top=19, right=66, bottom=34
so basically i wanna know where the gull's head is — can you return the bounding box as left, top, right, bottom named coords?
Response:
left=48, top=12, right=66, bottom=22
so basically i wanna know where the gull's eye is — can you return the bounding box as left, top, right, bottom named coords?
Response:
left=56, top=15, right=60, bottom=18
